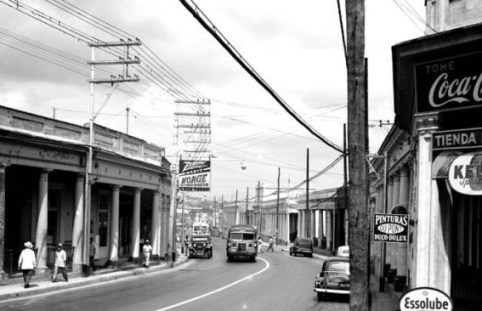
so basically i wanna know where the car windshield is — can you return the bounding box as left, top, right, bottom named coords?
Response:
left=297, top=240, right=311, bottom=246
left=230, top=232, right=255, bottom=240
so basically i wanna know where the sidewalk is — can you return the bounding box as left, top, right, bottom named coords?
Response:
left=0, top=254, right=189, bottom=303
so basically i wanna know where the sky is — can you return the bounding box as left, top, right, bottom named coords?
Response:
left=0, top=0, right=426, bottom=203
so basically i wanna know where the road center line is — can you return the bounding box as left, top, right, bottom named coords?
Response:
left=155, top=257, right=270, bottom=311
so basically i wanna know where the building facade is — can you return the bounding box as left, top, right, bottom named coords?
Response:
left=221, top=183, right=346, bottom=250
left=0, top=106, right=172, bottom=281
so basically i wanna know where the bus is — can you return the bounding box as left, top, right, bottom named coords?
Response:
left=226, top=224, right=258, bottom=262
left=192, top=222, right=210, bottom=237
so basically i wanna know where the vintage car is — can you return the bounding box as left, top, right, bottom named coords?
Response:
left=289, top=237, right=313, bottom=257
left=314, top=257, right=350, bottom=301
left=188, top=236, right=213, bottom=259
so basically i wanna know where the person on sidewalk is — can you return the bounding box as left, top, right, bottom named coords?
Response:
left=257, top=236, right=263, bottom=253
left=89, top=238, right=97, bottom=271
left=267, top=236, right=275, bottom=252
left=18, top=241, right=36, bottom=288
left=52, top=243, right=68, bottom=282
left=142, top=239, right=153, bottom=268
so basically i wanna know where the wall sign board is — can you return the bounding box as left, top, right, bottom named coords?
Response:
left=373, top=213, right=408, bottom=243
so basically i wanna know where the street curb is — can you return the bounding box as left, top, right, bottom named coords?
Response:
left=0, top=256, right=189, bottom=302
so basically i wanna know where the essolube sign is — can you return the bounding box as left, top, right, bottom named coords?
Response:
left=400, top=287, right=453, bottom=311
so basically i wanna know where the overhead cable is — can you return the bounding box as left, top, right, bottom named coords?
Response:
left=179, top=0, right=344, bottom=154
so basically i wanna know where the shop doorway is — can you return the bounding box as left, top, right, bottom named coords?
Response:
left=451, top=193, right=482, bottom=308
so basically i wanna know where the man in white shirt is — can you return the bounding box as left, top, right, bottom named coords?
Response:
left=143, top=239, right=153, bottom=268
left=52, top=243, right=68, bottom=282
left=18, top=241, right=36, bottom=288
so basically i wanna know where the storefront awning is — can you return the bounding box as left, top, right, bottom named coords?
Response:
left=432, top=151, right=462, bottom=179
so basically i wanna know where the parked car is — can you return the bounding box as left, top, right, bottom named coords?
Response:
left=289, top=237, right=313, bottom=257
left=314, top=257, right=350, bottom=301
left=336, top=245, right=349, bottom=257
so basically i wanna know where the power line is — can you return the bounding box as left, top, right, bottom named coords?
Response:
left=179, top=0, right=344, bottom=154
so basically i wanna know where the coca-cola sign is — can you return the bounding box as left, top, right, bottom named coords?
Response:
left=416, top=52, right=482, bottom=113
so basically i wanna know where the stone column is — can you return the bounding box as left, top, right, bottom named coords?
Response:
left=395, top=168, right=409, bottom=281
left=413, top=113, right=450, bottom=293
left=385, top=177, right=394, bottom=267
left=131, top=188, right=141, bottom=262
left=151, top=191, right=160, bottom=258
left=0, top=164, right=6, bottom=279
left=286, top=210, right=290, bottom=243
left=35, top=169, right=50, bottom=274
left=326, top=210, right=332, bottom=250
left=389, top=173, right=401, bottom=271
left=109, top=185, right=120, bottom=265
left=72, top=174, right=85, bottom=273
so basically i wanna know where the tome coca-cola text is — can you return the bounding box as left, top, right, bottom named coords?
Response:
left=428, top=67, right=482, bottom=108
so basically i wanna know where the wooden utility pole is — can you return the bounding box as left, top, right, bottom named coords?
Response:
left=235, top=189, right=238, bottom=225
left=245, top=186, right=249, bottom=225
left=346, top=1, right=369, bottom=310
left=305, top=148, right=311, bottom=238
left=276, top=167, right=280, bottom=241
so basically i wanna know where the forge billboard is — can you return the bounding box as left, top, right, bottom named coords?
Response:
left=178, top=160, right=210, bottom=192
left=373, top=213, right=409, bottom=243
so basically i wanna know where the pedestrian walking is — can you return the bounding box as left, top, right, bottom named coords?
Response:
left=89, top=238, right=97, bottom=271
left=18, top=241, right=36, bottom=288
left=52, top=243, right=68, bottom=282
left=257, top=236, right=263, bottom=253
left=143, top=239, right=153, bottom=268
left=267, top=236, right=275, bottom=252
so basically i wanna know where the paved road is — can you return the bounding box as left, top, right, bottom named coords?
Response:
left=1, top=238, right=348, bottom=311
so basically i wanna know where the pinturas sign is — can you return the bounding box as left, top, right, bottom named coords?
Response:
left=373, top=213, right=408, bottom=243
left=400, top=287, right=453, bottom=311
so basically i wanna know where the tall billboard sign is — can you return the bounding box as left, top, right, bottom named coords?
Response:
left=415, top=51, right=482, bottom=114
left=178, top=160, right=211, bottom=192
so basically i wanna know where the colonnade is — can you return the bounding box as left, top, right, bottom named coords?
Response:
left=29, top=169, right=164, bottom=273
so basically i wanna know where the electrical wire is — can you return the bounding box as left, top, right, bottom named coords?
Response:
left=179, top=0, right=344, bottom=154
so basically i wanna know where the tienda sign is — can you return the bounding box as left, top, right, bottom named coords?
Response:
left=448, top=152, right=482, bottom=195
left=400, top=287, right=453, bottom=311
left=415, top=52, right=482, bottom=113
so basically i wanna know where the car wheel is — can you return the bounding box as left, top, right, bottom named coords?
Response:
left=317, top=292, right=324, bottom=301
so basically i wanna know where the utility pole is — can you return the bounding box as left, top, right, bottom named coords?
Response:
left=214, top=196, right=217, bottom=228
left=245, top=186, right=249, bottom=225
left=305, top=148, right=311, bottom=239
left=344, top=123, right=349, bottom=245
left=220, top=195, right=224, bottom=236
left=235, top=189, right=238, bottom=225
left=257, top=180, right=263, bottom=238
left=346, top=1, right=369, bottom=310
left=85, top=39, right=140, bottom=271
left=126, top=107, right=130, bottom=135
left=276, top=167, right=280, bottom=242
